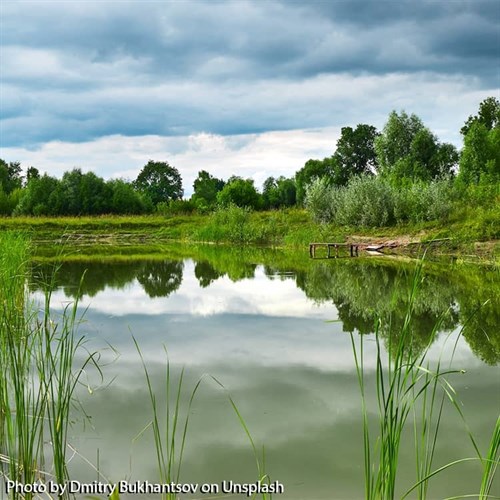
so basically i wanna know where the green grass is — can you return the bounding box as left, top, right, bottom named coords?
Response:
left=479, top=416, right=500, bottom=499
left=134, top=339, right=273, bottom=500
left=0, top=232, right=101, bottom=498
left=0, top=204, right=497, bottom=262
left=349, top=258, right=499, bottom=499
left=133, top=339, right=202, bottom=499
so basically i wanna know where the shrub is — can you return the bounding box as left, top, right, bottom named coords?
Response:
left=157, top=199, right=196, bottom=215
left=305, top=177, right=337, bottom=224
left=393, top=179, right=454, bottom=224
left=335, top=175, right=395, bottom=227
left=195, top=204, right=253, bottom=243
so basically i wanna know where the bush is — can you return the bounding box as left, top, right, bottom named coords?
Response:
left=393, top=179, right=454, bottom=223
left=156, top=199, right=196, bottom=215
left=335, top=175, right=395, bottom=227
left=305, top=177, right=337, bottom=224
left=195, top=204, right=253, bottom=243
left=305, top=175, right=459, bottom=228
left=0, top=187, right=22, bottom=215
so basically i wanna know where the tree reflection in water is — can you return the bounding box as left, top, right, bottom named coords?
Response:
left=29, top=248, right=499, bottom=364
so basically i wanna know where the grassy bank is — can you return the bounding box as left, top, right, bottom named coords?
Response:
left=0, top=205, right=498, bottom=262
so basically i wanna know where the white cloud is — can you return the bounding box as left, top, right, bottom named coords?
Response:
left=2, top=128, right=338, bottom=194
left=2, top=71, right=495, bottom=193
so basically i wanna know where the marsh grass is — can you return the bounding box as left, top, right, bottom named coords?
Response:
left=479, top=416, right=500, bottom=499
left=135, top=339, right=272, bottom=500
left=211, top=376, right=272, bottom=499
left=349, top=258, right=499, bottom=499
left=134, top=339, right=202, bottom=499
left=0, top=232, right=101, bottom=498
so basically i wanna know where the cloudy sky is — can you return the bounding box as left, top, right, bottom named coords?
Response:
left=1, top=0, right=498, bottom=195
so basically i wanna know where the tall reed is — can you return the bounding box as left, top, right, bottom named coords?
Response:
left=134, top=339, right=202, bottom=500
left=349, top=259, right=488, bottom=499
left=0, top=232, right=100, bottom=497
left=135, top=339, right=273, bottom=500
left=479, top=416, right=500, bottom=499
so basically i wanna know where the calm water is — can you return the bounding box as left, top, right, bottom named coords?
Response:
left=30, top=247, right=500, bottom=499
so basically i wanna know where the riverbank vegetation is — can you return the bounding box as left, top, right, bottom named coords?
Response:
left=350, top=263, right=500, bottom=499
left=0, top=99, right=498, bottom=253
left=0, top=232, right=102, bottom=497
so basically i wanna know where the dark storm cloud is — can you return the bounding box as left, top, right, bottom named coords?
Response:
left=1, top=0, right=498, bottom=147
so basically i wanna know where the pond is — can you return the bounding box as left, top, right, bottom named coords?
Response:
left=30, top=246, right=499, bottom=499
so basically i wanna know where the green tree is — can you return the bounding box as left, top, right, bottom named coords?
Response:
left=375, top=111, right=424, bottom=172
left=135, top=160, right=183, bottom=205
left=0, top=159, right=23, bottom=194
left=191, top=170, right=225, bottom=209
left=15, top=174, right=60, bottom=215
left=79, top=171, right=112, bottom=214
left=263, top=176, right=296, bottom=209
left=376, top=111, right=457, bottom=183
left=26, top=166, right=40, bottom=184
left=332, top=124, right=380, bottom=185
left=216, top=177, right=260, bottom=209
left=458, top=122, right=500, bottom=184
left=108, top=179, right=150, bottom=214
left=276, top=177, right=297, bottom=207
left=262, top=177, right=280, bottom=209
left=295, top=158, right=335, bottom=206
left=50, top=169, right=84, bottom=215
left=461, top=96, right=500, bottom=136
left=458, top=97, right=500, bottom=184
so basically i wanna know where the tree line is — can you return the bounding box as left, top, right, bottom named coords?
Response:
left=1, top=97, right=498, bottom=219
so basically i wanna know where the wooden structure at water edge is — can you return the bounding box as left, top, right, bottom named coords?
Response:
left=309, top=242, right=360, bottom=258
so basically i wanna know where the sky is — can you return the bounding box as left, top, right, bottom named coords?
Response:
left=1, top=0, right=499, bottom=196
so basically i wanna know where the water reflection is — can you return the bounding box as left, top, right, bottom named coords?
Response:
left=27, top=247, right=500, bottom=499
left=137, top=260, right=183, bottom=297
left=31, top=248, right=499, bottom=365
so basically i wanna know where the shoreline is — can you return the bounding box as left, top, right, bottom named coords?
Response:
left=0, top=212, right=497, bottom=264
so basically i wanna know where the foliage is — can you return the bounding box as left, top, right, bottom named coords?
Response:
left=191, top=170, right=225, bottom=210
left=262, top=176, right=296, bottom=209
left=216, top=177, right=260, bottom=209
left=135, top=160, right=183, bottom=206
left=461, top=96, right=500, bottom=136
left=15, top=174, right=60, bottom=215
left=156, top=199, right=196, bottom=216
left=335, top=175, right=395, bottom=227
left=393, top=179, right=455, bottom=224
left=458, top=122, right=500, bottom=184
left=306, top=174, right=463, bottom=228
left=295, top=157, right=335, bottom=206
left=196, top=204, right=253, bottom=243
left=306, top=175, right=395, bottom=227
left=375, top=111, right=457, bottom=184
left=0, top=187, right=22, bottom=216
left=0, top=159, right=23, bottom=194
left=108, top=179, right=152, bottom=214
left=304, top=177, right=338, bottom=224
left=46, top=169, right=113, bottom=215
left=375, top=111, right=425, bottom=172
left=332, top=124, right=379, bottom=184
